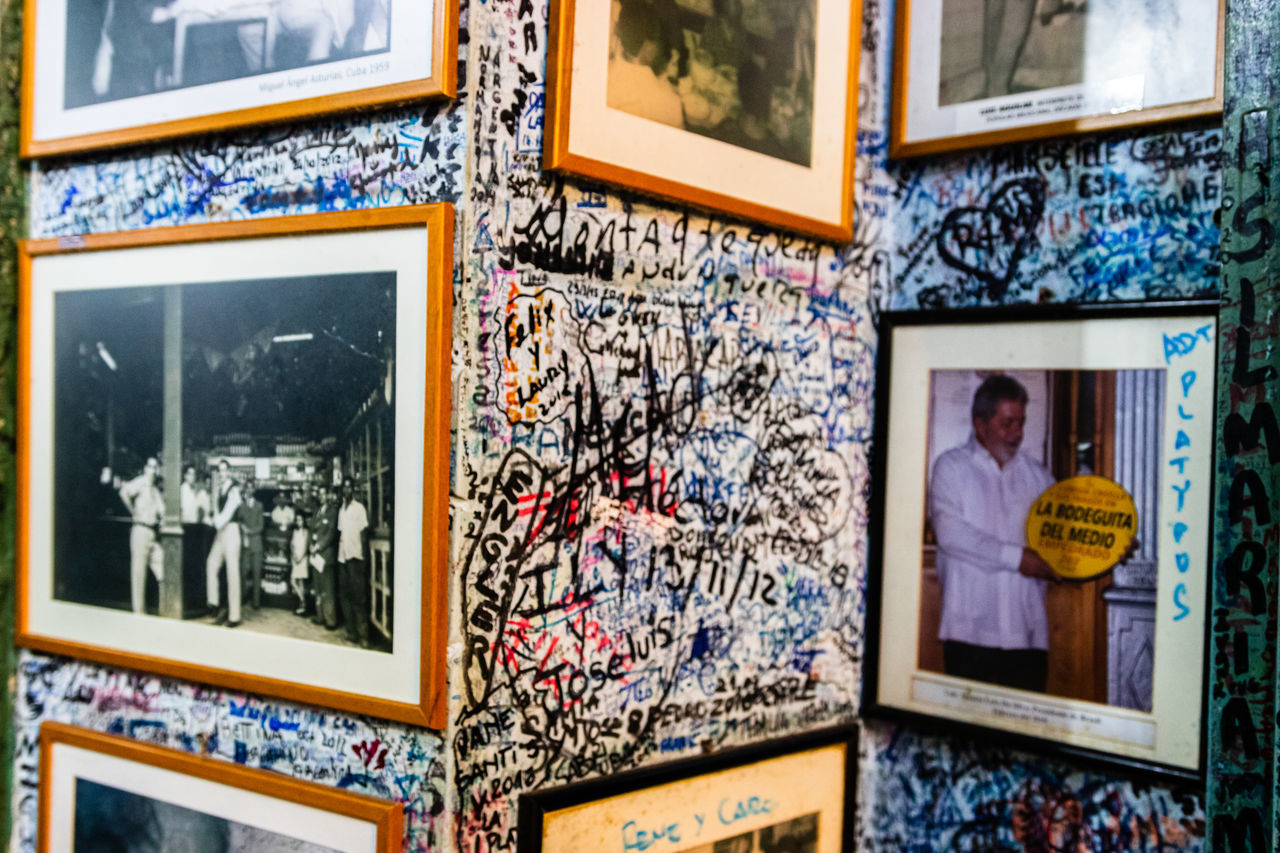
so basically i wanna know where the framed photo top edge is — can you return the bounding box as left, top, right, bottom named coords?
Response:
left=39, top=721, right=403, bottom=853
left=21, top=0, right=460, bottom=158
left=863, top=301, right=1217, bottom=779
left=519, top=725, right=857, bottom=853
left=890, top=0, right=1225, bottom=158
left=544, top=0, right=861, bottom=243
left=17, top=204, right=453, bottom=730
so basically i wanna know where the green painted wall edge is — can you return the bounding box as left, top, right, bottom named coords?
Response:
left=1207, top=0, right=1280, bottom=851
left=0, top=0, right=20, bottom=846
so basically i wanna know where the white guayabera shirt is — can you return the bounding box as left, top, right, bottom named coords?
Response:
left=928, top=437, right=1056, bottom=651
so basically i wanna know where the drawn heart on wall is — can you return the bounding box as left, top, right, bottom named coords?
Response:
left=935, top=177, right=1047, bottom=300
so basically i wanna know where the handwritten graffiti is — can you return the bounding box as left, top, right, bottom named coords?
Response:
left=892, top=129, right=1222, bottom=308
left=13, top=653, right=446, bottom=851
left=31, top=104, right=467, bottom=237
left=936, top=177, right=1046, bottom=300
left=862, top=725, right=1205, bottom=851
left=17, top=0, right=1226, bottom=849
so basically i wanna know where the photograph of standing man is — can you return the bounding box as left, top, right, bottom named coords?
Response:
left=309, top=485, right=339, bottom=630
left=206, top=460, right=243, bottom=627
left=119, top=456, right=164, bottom=615
left=928, top=375, right=1056, bottom=692
left=337, top=478, right=370, bottom=648
left=238, top=484, right=265, bottom=610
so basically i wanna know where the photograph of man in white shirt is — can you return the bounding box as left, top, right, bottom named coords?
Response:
left=928, top=374, right=1058, bottom=692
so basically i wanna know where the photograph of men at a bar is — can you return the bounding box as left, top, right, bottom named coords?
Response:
left=53, top=270, right=397, bottom=652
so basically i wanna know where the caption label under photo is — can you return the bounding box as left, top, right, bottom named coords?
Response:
left=912, top=672, right=1156, bottom=748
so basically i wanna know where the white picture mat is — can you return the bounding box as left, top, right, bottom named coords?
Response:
left=903, top=0, right=1219, bottom=144
left=876, top=314, right=1215, bottom=771
left=46, top=741, right=379, bottom=851
left=30, top=0, right=434, bottom=143
left=566, top=0, right=852, bottom=227
left=25, top=226, right=429, bottom=705
left=540, top=744, right=846, bottom=851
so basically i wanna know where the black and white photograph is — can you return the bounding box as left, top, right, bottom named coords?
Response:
left=53, top=269, right=397, bottom=653
left=75, top=778, right=343, bottom=853
left=23, top=0, right=455, bottom=157
left=606, top=0, right=816, bottom=166
left=893, top=0, right=1222, bottom=156
left=41, top=721, right=404, bottom=852
left=866, top=307, right=1217, bottom=775
left=63, top=0, right=392, bottom=109
left=918, top=368, right=1160, bottom=711
left=546, top=0, right=857, bottom=241
left=938, top=0, right=1088, bottom=106
left=20, top=209, right=453, bottom=728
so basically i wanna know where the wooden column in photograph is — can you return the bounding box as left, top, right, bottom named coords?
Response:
left=159, top=287, right=185, bottom=618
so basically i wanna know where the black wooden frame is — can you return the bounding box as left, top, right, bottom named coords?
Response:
left=860, top=300, right=1218, bottom=784
left=517, top=726, right=858, bottom=853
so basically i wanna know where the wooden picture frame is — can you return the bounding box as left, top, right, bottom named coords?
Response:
left=891, top=0, right=1225, bottom=158
left=21, top=0, right=459, bottom=158
left=518, top=727, right=857, bottom=853
left=17, top=205, right=453, bottom=729
left=39, top=721, right=403, bottom=852
left=545, top=0, right=861, bottom=242
left=862, top=302, right=1217, bottom=780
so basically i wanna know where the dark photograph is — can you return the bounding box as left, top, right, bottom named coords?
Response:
left=74, top=777, right=341, bottom=853
left=682, top=813, right=820, bottom=853
left=63, top=0, right=393, bottom=109
left=606, top=0, right=816, bottom=166
left=920, top=369, right=1161, bottom=711
left=53, top=271, right=398, bottom=653
left=938, top=0, right=1088, bottom=105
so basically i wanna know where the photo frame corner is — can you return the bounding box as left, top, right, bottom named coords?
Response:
left=890, top=0, right=1226, bottom=158
left=18, top=0, right=41, bottom=159
left=22, top=0, right=463, bottom=158
left=37, top=721, right=406, bottom=853
left=541, top=0, right=576, bottom=170
left=432, top=0, right=464, bottom=100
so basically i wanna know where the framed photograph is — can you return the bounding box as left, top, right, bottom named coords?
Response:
left=21, top=0, right=459, bottom=157
left=18, top=205, right=452, bottom=729
left=518, top=727, right=855, bottom=853
left=39, top=721, right=402, bottom=852
left=891, top=0, right=1224, bottom=157
left=545, top=0, right=861, bottom=242
left=863, top=302, right=1217, bottom=779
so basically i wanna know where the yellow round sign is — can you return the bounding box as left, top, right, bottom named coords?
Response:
left=1025, top=475, right=1138, bottom=581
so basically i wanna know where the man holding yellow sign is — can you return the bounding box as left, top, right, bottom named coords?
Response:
left=929, top=375, right=1058, bottom=692
left=928, top=374, right=1135, bottom=698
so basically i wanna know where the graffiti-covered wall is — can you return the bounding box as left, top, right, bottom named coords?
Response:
left=451, top=0, right=872, bottom=843
left=10, top=0, right=1225, bottom=850
left=10, top=11, right=473, bottom=852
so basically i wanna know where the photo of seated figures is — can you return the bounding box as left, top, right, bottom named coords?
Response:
left=919, top=368, right=1162, bottom=711
left=53, top=270, right=397, bottom=653
left=679, top=814, right=820, bottom=853
left=606, top=0, right=816, bottom=166
left=63, top=0, right=392, bottom=109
